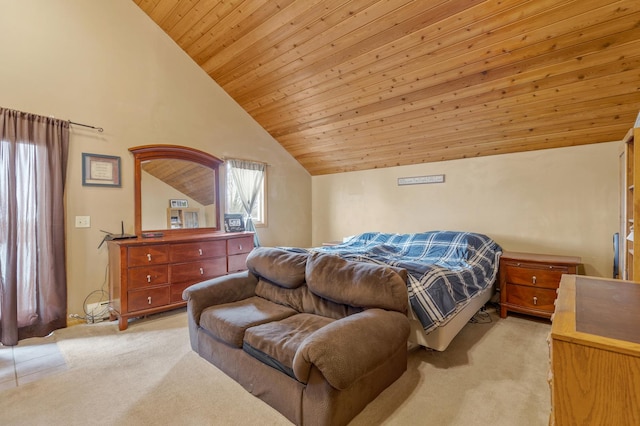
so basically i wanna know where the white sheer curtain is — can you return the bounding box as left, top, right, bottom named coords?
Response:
left=226, top=159, right=265, bottom=247
left=0, top=107, right=69, bottom=346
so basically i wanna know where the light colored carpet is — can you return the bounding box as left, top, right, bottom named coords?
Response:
left=0, top=308, right=550, bottom=425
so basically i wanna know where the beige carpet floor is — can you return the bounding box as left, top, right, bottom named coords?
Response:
left=0, top=308, right=551, bottom=425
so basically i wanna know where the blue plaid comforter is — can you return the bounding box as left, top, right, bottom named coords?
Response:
left=284, top=231, right=502, bottom=333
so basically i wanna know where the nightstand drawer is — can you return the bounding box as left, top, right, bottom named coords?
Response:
left=506, top=284, right=557, bottom=312
left=504, top=264, right=567, bottom=289
left=499, top=251, right=581, bottom=320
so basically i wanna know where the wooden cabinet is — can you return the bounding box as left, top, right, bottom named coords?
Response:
left=499, top=251, right=581, bottom=319
left=549, top=274, right=640, bottom=425
left=108, top=232, right=253, bottom=330
left=623, top=127, right=640, bottom=280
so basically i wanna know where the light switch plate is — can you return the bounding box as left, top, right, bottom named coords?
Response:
left=75, top=216, right=90, bottom=228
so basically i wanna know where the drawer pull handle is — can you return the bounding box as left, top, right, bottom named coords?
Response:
left=533, top=296, right=538, bottom=305
left=532, top=275, right=537, bottom=284
left=239, top=244, right=243, bottom=251
left=199, top=267, right=204, bottom=275
left=147, top=253, right=152, bottom=262
left=198, top=249, right=203, bottom=256
left=147, top=296, right=152, bottom=305
left=146, top=275, right=151, bottom=283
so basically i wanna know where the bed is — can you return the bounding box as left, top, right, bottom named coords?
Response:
left=283, top=231, right=502, bottom=351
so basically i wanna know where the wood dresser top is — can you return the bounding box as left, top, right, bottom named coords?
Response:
left=552, top=275, right=640, bottom=358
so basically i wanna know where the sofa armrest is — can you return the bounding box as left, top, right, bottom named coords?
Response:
left=182, top=270, right=258, bottom=325
left=292, top=309, right=410, bottom=390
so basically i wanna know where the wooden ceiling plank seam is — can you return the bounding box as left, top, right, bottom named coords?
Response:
left=245, top=1, right=635, bottom=121
left=156, top=0, right=201, bottom=32
left=145, top=0, right=183, bottom=26
left=306, top=128, right=626, bottom=173
left=216, top=0, right=482, bottom=90
left=211, top=0, right=381, bottom=85
left=135, top=0, right=160, bottom=9
left=186, top=0, right=288, bottom=64
left=238, top=0, right=535, bottom=115
left=285, top=96, right=639, bottom=158
left=167, top=0, right=231, bottom=42
left=291, top=99, right=637, bottom=154
left=280, top=72, right=640, bottom=148
left=263, top=23, right=640, bottom=136
left=252, top=2, right=637, bottom=131
left=182, top=0, right=259, bottom=58
left=280, top=71, right=640, bottom=151
left=237, top=0, right=558, bottom=112
left=299, top=124, right=631, bottom=172
left=178, top=0, right=247, bottom=54
left=226, top=0, right=588, bottom=106
left=275, top=50, right=640, bottom=143
left=221, top=0, right=485, bottom=99
left=281, top=90, right=640, bottom=151
left=198, top=0, right=356, bottom=75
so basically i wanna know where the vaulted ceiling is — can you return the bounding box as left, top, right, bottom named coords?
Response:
left=134, top=0, right=640, bottom=175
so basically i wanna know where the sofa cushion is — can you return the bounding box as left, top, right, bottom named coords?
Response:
left=255, top=278, right=363, bottom=320
left=243, top=313, right=334, bottom=382
left=246, top=247, right=308, bottom=289
left=306, top=253, right=408, bottom=314
left=200, top=296, right=297, bottom=347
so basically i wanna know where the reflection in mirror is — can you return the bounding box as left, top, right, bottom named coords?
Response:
left=140, top=159, right=217, bottom=230
left=130, top=145, right=222, bottom=236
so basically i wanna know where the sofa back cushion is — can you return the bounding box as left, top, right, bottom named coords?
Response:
left=255, top=278, right=363, bottom=320
left=246, top=247, right=307, bottom=289
left=305, top=253, right=408, bottom=314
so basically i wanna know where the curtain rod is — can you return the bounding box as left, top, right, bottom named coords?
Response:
left=69, top=120, right=103, bottom=132
left=223, top=156, right=270, bottom=166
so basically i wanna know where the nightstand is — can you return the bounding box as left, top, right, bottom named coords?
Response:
left=499, top=251, right=582, bottom=319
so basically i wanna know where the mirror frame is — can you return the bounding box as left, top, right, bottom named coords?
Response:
left=130, top=144, right=223, bottom=237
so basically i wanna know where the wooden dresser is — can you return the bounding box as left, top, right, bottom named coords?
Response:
left=549, top=274, right=640, bottom=425
left=108, top=232, right=253, bottom=330
left=499, top=251, right=581, bottom=319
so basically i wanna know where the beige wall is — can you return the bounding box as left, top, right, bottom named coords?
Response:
left=312, top=142, right=621, bottom=277
left=0, top=0, right=311, bottom=317
left=0, top=0, right=623, bottom=319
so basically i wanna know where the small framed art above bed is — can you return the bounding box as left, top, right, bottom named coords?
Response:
left=282, top=231, right=502, bottom=351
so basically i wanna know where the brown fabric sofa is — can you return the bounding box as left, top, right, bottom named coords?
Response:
left=183, top=247, right=410, bottom=426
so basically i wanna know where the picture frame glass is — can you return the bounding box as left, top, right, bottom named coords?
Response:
left=82, top=153, right=121, bottom=187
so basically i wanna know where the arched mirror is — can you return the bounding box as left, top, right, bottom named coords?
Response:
left=130, top=145, right=222, bottom=236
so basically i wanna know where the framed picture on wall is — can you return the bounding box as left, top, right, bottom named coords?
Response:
left=170, top=199, right=188, bottom=208
left=82, top=153, right=121, bottom=187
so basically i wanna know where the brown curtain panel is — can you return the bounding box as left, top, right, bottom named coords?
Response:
left=0, top=107, right=69, bottom=346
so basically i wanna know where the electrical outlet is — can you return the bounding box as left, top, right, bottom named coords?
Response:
left=75, top=216, right=90, bottom=228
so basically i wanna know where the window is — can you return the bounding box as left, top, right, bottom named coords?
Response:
left=225, top=159, right=267, bottom=227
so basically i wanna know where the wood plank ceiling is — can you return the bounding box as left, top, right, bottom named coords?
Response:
left=134, top=0, right=640, bottom=175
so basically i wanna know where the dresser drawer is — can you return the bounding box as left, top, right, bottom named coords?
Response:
left=171, top=281, right=193, bottom=303
left=170, top=257, right=227, bottom=283
left=128, top=265, right=169, bottom=289
left=503, top=263, right=568, bottom=289
left=505, top=284, right=557, bottom=313
left=127, top=286, right=170, bottom=312
left=128, top=245, right=169, bottom=266
left=228, top=253, right=250, bottom=273
left=170, top=240, right=226, bottom=262
left=227, top=236, right=253, bottom=255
